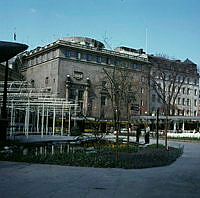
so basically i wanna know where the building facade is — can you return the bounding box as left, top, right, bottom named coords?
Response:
left=19, top=37, right=150, bottom=122
left=18, top=36, right=199, bottom=124
left=0, top=63, right=23, bottom=81
left=149, top=55, right=199, bottom=116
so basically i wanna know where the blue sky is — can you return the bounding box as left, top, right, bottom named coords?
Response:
left=1, top=0, right=200, bottom=66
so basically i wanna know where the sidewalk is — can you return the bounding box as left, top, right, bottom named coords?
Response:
left=0, top=141, right=200, bottom=198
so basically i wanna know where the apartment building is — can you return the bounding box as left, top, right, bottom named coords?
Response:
left=149, top=55, right=199, bottom=116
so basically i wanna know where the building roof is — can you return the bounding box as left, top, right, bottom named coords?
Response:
left=183, top=58, right=196, bottom=65
left=59, top=37, right=105, bottom=49
left=21, top=37, right=149, bottom=63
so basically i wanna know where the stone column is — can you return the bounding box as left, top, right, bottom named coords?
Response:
left=74, top=89, right=78, bottom=127
left=182, top=121, right=185, bottom=132
left=65, top=75, right=71, bottom=102
left=83, top=78, right=90, bottom=116
left=173, top=121, right=176, bottom=133
left=65, top=84, right=70, bottom=102
left=83, top=87, right=89, bottom=116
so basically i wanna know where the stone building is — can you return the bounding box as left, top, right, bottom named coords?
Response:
left=19, top=37, right=150, bottom=122
left=0, top=63, right=23, bottom=81
left=149, top=55, right=199, bottom=116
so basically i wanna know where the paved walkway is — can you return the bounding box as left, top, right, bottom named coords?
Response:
left=0, top=141, right=200, bottom=198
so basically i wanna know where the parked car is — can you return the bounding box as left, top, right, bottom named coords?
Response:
left=120, top=128, right=128, bottom=133
left=113, top=128, right=128, bottom=134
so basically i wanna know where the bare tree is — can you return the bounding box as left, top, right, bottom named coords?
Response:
left=102, top=64, right=146, bottom=144
left=150, top=56, right=186, bottom=148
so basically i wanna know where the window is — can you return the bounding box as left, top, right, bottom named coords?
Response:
left=42, top=54, right=47, bottom=62
left=76, top=52, right=81, bottom=59
left=168, top=85, right=171, bottom=92
left=101, top=96, right=106, bottom=106
left=141, top=88, right=144, bottom=94
left=194, top=111, right=197, bottom=116
left=52, top=50, right=56, bottom=58
left=86, top=54, right=92, bottom=61
left=182, top=87, right=185, bottom=94
left=27, top=60, right=31, bottom=66
left=36, top=56, right=39, bottom=64
left=45, top=77, right=49, bottom=85
left=187, top=88, right=190, bottom=95
left=106, top=57, right=111, bottom=65
left=152, top=94, right=156, bottom=102
left=65, top=50, right=71, bottom=57
left=74, top=71, right=83, bottom=80
left=194, top=99, right=197, bottom=106
left=140, top=100, right=144, bottom=106
left=69, top=89, right=76, bottom=100
left=96, top=56, right=101, bottom=63
left=31, top=80, right=35, bottom=87
left=195, top=89, right=197, bottom=96
left=131, top=63, right=137, bottom=70
left=125, top=62, right=129, bottom=67
left=178, top=97, right=180, bottom=105
left=33, top=58, right=36, bottom=65
left=187, top=99, right=190, bottom=106
left=114, top=59, right=120, bottom=65
left=78, top=90, right=84, bottom=100
left=187, top=78, right=190, bottom=84
left=182, top=98, right=185, bottom=105
left=47, top=52, right=52, bottom=60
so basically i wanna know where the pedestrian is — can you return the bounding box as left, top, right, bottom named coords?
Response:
left=145, top=125, right=150, bottom=144
left=136, top=126, right=141, bottom=143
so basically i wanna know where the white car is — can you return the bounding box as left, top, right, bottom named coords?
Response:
left=120, top=128, right=128, bottom=133
left=113, top=128, right=128, bottom=134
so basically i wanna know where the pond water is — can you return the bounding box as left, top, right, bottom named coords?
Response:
left=21, top=138, right=111, bottom=156
left=23, top=143, right=89, bottom=156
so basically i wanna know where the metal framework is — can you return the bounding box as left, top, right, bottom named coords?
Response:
left=0, top=81, right=78, bottom=137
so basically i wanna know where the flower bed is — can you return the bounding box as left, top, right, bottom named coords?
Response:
left=0, top=143, right=183, bottom=169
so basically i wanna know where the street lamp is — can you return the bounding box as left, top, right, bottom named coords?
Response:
left=156, top=108, right=160, bottom=148
left=0, top=41, right=28, bottom=144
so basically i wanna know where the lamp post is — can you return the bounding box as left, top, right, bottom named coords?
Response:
left=156, top=108, right=159, bottom=148
left=0, top=41, right=28, bottom=144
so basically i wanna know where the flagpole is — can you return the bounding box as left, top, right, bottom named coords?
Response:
left=145, top=28, right=148, bottom=54
left=14, top=27, right=16, bottom=41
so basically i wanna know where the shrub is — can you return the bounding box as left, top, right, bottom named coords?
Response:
left=70, top=126, right=82, bottom=136
left=0, top=143, right=183, bottom=169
